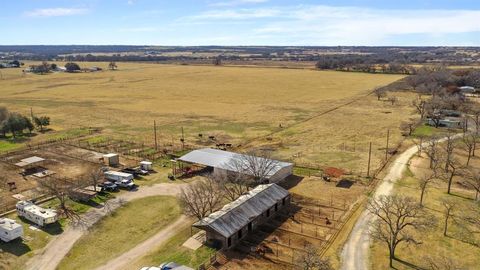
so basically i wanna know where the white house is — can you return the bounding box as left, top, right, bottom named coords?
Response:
left=16, top=201, right=58, bottom=227
left=0, top=218, right=23, bottom=242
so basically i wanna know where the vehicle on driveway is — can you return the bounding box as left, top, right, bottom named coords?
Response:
left=99, top=181, right=118, bottom=192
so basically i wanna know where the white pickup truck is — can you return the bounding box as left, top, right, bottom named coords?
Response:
left=104, top=171, right=135, bottom=189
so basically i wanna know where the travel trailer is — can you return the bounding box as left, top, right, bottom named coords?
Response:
left=16, top=201, right=58, bottom=227
left=0, top=218, right=23, bottom=242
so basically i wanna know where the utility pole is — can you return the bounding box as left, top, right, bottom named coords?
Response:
left=367, top=142, right=372, bottom=177
left=181, top=127, right=185, bottom=151
left=153, top=120, right=158, bottom=150
left=385, top=129, right=390, bottom=160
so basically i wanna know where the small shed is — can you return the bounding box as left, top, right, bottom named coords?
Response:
left=103, top=153, right=119, bottom=167
left=69, top=188, right=97, bottom=202
left=15, top=156, right=45, bottom=169
left=140, top=161, right=153, bottom=171
left=193, top=183, right=290, bottom=249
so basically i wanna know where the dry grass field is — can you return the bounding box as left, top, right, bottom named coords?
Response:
left=370, top=146, right=480, bottom=269
left=0, top=62, right=407, bottom=170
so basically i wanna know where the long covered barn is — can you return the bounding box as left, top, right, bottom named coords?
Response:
left=193, top=183, right=290, bottom=249
left=178, top=148, right=293, bottom=183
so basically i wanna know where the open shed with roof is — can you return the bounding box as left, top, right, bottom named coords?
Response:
left=177, top=148, right=293, bottom=183
left=193, top=183, right=290, bottom=249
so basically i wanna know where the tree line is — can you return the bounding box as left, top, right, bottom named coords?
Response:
left=0, top=106, right=50, bottom=138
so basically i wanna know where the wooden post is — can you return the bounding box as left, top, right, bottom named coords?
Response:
left=367, top=142, right=372, bottom=177
left=385, top=129, right=390, bottom=160
left=181, top=127, right=185, bottom=151
left=154, top=120, right=158, bottom=151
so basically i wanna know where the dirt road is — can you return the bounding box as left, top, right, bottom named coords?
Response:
left=340, top=134, right=462, bottom=270
left=24, top=182, right=187, bottom=270
left=95, top=215, right=190, bottom=270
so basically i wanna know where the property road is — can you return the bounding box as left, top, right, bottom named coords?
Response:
left=24, top=182, right=188, bottom=270
left=340, top=134, right=463, bottom=270
left=95, top=215, right=190, bottom=270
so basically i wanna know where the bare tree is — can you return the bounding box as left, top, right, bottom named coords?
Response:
left=423, top=253, right=463, bottom=270
left=400, top=119, right=418, bottom=136
left=440, top=198, right=456, bottom=236
left=38, top=178, right=81, bottom=222
left=231, top=151, right=280, bottom=185
left=89, top=168, right=104, bottom=193
left=387, top=96, right=398, bottom=105
left=214, top=169, right=252, bottom=202
left=425, top=138, right=441, bottom=170
left=108, top=61, right=117, bottom=70
left=295, top=244, right=333, bottom=270
left=418, top=173, right=435, bottom=206
left=462, top=133, right=476, bottom=166
left=412, top=99, right=427, bottom=119
left=413, top=135, right=426, bottom=157
left=439, top=160, right=463, bottom=195
left=368, top=195, right=435, bottom=268
left=179, top=177, right=224, bottom=220
left=373, top=87, right=387, bottom=101
left=465, top=167, right=480, bottom=201
left=443, top=133, right=455, bottom=173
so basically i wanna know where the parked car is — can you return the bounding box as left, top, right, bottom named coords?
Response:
left=99, top=181, right=118, bottom=192
left=117, top=179, right=135, bottom=189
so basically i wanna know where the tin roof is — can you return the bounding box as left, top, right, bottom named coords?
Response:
left=178, top=148, right=292, bottom=179
left=15, top=156, right=45, bottom=167
left=193, top=184, right=289, bottom=238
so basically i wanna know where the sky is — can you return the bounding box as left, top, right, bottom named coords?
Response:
left=0, top=0, right=479, bottom=46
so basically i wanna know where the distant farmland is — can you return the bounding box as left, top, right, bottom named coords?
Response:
left=0, top=62, right=409, bottom=171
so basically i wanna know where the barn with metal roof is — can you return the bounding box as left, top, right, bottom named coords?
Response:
left=178, top=148, right=293, bottom=183
left=193, top=183, right=290, bottom=249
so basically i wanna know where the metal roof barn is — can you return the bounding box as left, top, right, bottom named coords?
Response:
left=178, top=148, right=293, bottom=182
left=193, top=183, right=289, bottom=238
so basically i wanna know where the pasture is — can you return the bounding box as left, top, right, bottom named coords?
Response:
left=0, top=62, right=408, bottom=171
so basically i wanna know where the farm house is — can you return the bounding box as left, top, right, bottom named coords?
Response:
left=193, top=183, right=290, bottom=249
left=177, top=148, right=293, bottom=183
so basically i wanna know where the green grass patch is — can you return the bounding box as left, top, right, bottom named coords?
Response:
left=57, top=196, right=181, bottom=270
left=293, top=166, right=322, bottom=177
left=133, top=227, right=216, bottom=269
left=412, top=124, right=453, bottom=138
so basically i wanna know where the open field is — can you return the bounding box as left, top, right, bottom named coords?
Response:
left=0, top=62, right=408, bottom=169
left=57, top=196, right=182, bottom=270
left=370, top=146, right=480, bottom=269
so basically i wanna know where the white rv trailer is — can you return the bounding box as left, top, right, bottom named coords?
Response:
left=0, top=218, right=23, bottom=242
left=16, top=201, right=58, bottom=227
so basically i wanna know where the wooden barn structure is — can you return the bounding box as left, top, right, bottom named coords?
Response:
left=193, top=183, right=290, bottom=249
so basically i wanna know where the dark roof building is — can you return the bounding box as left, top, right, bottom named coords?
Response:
left=193, top=183, right=290, bottom=249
